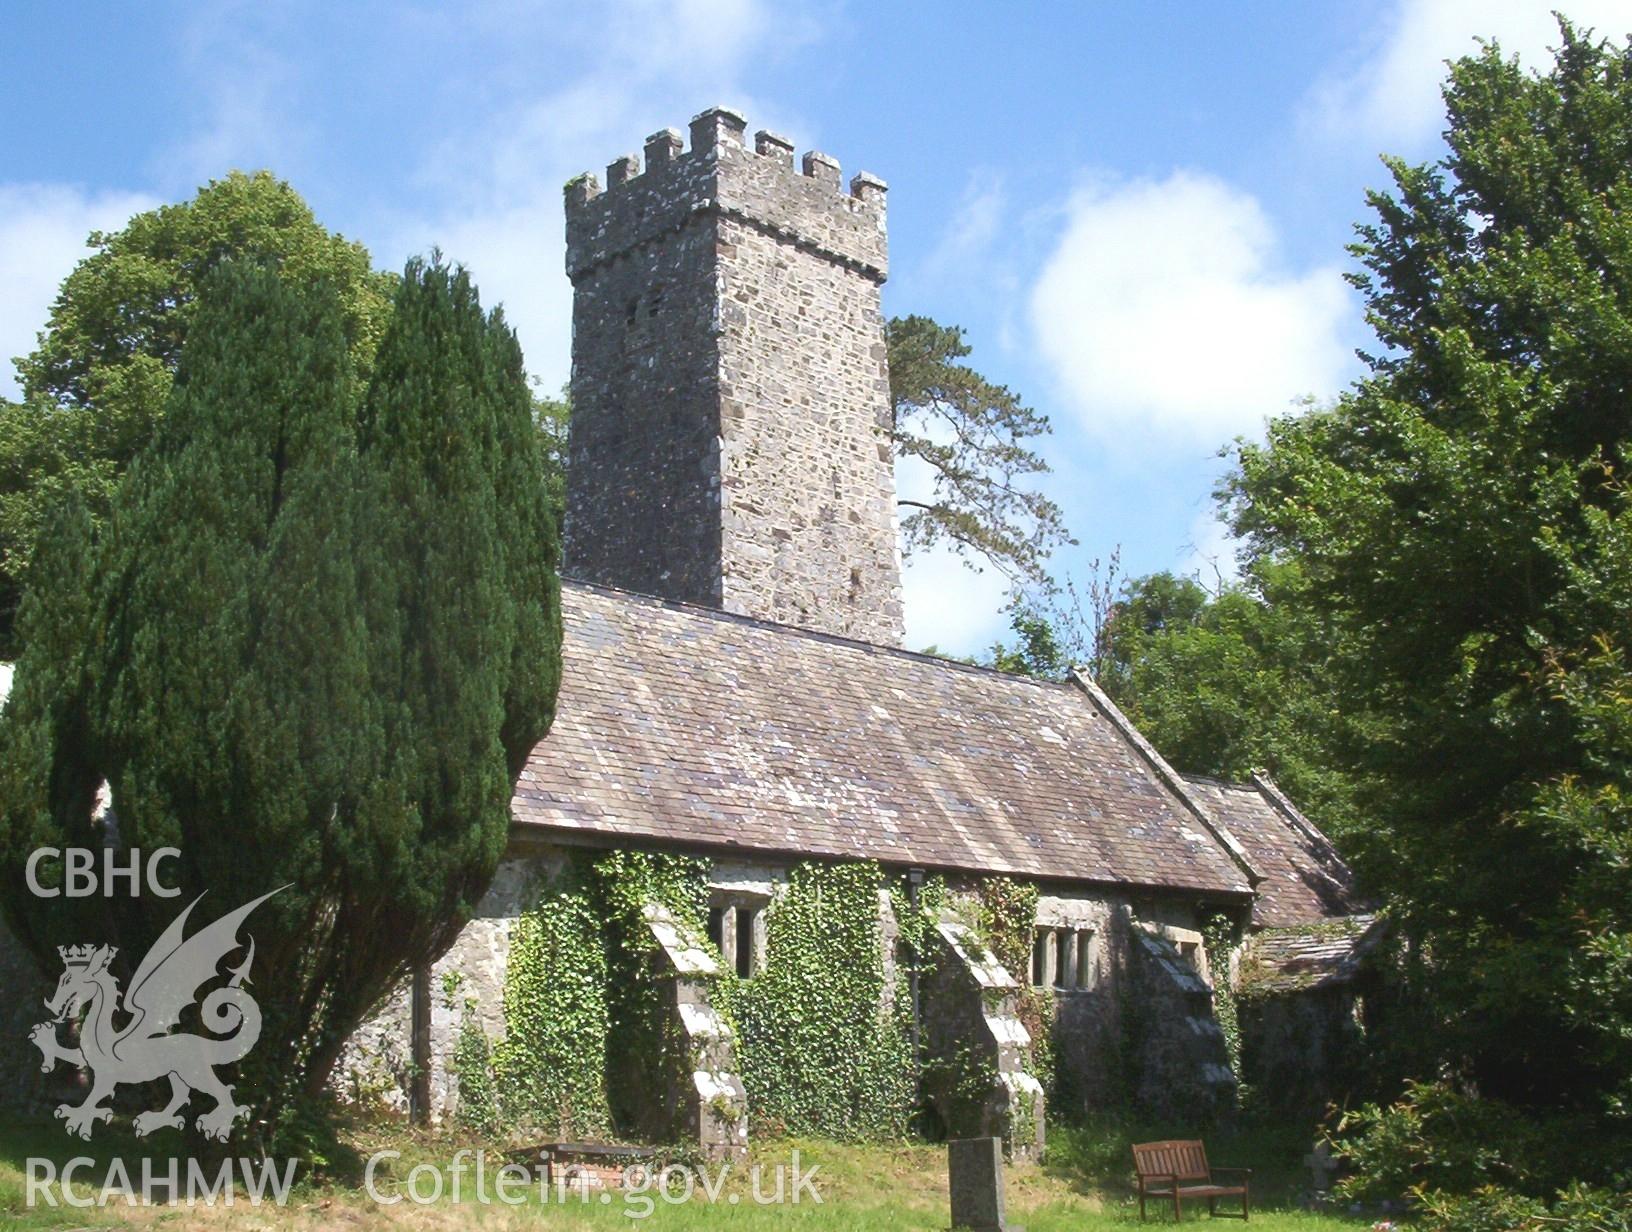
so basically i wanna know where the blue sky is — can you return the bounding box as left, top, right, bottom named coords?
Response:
left=2, top=1, right=1623, bottom=654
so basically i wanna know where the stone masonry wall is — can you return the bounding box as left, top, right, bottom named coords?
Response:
left=715, top=211, right=900, bottom=637
left=1021, top=892, right=1240, bottom=1121
left=1130, top=926, right=1237, bottom=1121
left=564, top=107, right=904, bottom=646
left=336, top=855, right=548, bottom=1120
left=920, top=920, right=1045, bottom=1161
left=1036, top=891, right=1129, bottom=1118
left=564, top=169, right=723, bottom=610
left=337, top=841, right=1240, bottom=1133
left=1239, top=985, right=1366, bottom=1118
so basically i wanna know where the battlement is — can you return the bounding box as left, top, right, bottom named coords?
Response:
left=564, top=106, right=888, bottom=283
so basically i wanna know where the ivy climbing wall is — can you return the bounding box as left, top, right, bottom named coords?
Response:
left=337, top=854, right=550, bottom=1119
left=340, top=842, right=1242, bottom=1145
left=719, top=860, right=917, bottom=1140
left=919, top=918, right=1046, bottom=1160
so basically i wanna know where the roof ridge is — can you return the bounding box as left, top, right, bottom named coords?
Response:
left=1070, top=669, right=1263, bottom=890
left=1180, top=771, right=1256, bottom=791
left=1248, top=770, right=1341, bottom=851
left=560, top=575, right=1074, bottom=690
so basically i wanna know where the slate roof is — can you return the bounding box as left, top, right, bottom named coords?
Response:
left=1237, top=915, right=1386, bottom=995
left=511, top=582, right=1254, bottom=897
left=1182, top=774, right=1369, bottom=928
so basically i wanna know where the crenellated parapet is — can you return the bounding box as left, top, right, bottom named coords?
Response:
left=564, top=106, right=888, bottom=284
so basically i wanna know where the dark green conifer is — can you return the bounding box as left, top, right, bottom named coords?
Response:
left=0, top=254, right=561, bottom=1149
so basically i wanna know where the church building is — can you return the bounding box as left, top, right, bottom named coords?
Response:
left=0, top=108, right=1372, bottom=1155
left=339, top=107, right=1374, bottom=1156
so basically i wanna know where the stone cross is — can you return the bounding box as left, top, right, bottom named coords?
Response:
left=949, top=1137, right=1020, bottom=1232
left=1304, top=1139, right=1338, bottom=1193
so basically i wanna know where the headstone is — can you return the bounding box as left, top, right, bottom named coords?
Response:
left=948, top=1137, right=1019, bottom=1232
left=1304, top=1139, right=1338, bottom=1193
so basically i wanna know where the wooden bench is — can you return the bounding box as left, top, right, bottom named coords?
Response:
left=505, top=1141, right=658, bottom=1192
left=1132, top=1139, right=1250, bottom=1221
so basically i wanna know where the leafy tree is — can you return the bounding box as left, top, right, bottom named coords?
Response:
left=532, top=382, right=570, bottom=524
left=985, top=549, right=1124, bottom=680
left=0, top=395, right=104, bottom=663
left=1098, top=570, right=1365, bottom=836
left=888, top=315, right=1071, bottom=587
left=0, top=171, right=395, bottom=657
left=986, top=566, right=1365, bottom=836
left=0, top=256, right=560, bottom=1150
left=1534, top=641, right=1632, bottom=1121
left=988, top=609, right=1071, bottom=681
left=1221, top=21, right=1632, bottom=1113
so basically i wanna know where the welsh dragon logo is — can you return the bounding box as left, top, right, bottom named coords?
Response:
left=30, top=888, right=283, bottom=1141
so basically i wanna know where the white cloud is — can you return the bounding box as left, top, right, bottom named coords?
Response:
left=1306, top=0, right=1632, bottom=150
left=917, top=176, right=1007, bottom=282
left=164, top=8, right=305, bottom=191
left=0, top=184, right=160, bottom=399
left=1028, top=171, right=1353, bottom=446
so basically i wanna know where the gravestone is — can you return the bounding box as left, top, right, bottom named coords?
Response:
left=1304, top=1139, right=1338, bottom=1195
left=948, top=1137, right=1019, bottom=1231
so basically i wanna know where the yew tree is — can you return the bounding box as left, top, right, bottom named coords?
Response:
left=0, top=255, right=560, bottom=1149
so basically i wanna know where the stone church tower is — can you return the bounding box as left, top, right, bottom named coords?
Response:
left=563, top=106, right=905, bottom=646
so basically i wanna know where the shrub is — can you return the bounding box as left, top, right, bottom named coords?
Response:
left=1333, top=1081, right=1541, bottom=1202
left=1329, top=1079, right=1620, bottom=1204
left=1415, top=1184, right=1632, bottom=1232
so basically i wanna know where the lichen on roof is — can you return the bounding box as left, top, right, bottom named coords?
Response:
left=1182, top=773, right=1371, bottom=927
left=512, top=582, right=1256, bottom=897
left=1237, top=914, right=1386, bottom=997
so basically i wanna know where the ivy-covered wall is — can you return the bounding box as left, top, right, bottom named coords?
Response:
left=976, top=877, right=1055, bottom=1096
left=1201, top=912, right=1244, bottom=1102
left=343, top=847, right=717, bottom=1138
left=405, top=849, right=920, bottom=1145
left=340, top=840, right=1242, bottom=1142
left=719, top=860, right=916, bottom=1139
left=478, top=858, right=612, bottom=1137
left=591, top=850, right=710, bottom=1139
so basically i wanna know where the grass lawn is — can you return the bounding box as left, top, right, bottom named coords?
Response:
left=0, top=1115, right=1371, bottom=1231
